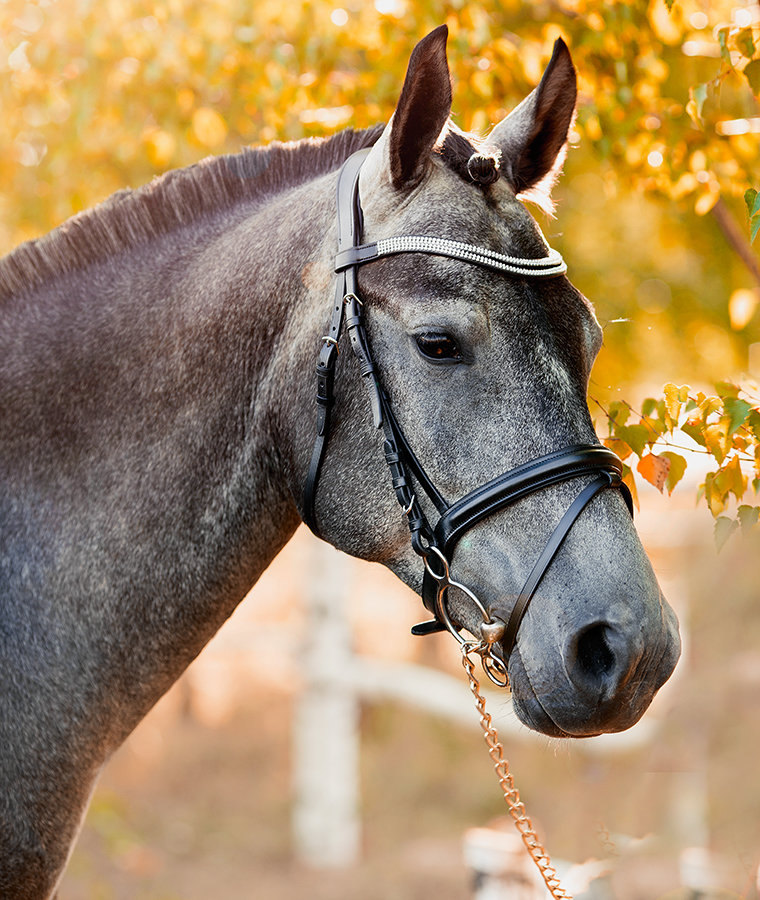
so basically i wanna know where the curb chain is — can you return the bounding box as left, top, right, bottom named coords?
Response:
left=462, top=643, right=574, bottom=900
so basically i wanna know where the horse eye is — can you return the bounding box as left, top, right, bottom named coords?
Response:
left=415, top=331, right=462, bottom=362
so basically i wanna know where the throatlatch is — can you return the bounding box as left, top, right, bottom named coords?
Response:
left=303, top=148, right=632, bottom=683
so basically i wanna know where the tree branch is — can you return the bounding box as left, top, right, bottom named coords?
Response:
left=710, top=198, right=760, bottom=290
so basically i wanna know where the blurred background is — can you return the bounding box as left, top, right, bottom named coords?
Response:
left=2, top=0, right=760, bottom=896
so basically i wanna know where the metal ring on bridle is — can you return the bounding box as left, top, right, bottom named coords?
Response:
left=481, top=651, right=509, bottom=687
left=423, top=544, right=450, bottom=582
left=423, top=548, right=492, bottom=641
left=423, top=548, right=510, bottom=686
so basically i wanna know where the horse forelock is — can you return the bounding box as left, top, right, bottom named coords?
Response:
left=436, top=122, right=556, bottom=214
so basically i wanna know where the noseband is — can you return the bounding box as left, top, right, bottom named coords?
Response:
left=303, top=148, right=632, bottom=683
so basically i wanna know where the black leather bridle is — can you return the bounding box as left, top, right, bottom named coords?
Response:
left=303, top=148, right=632, bottom=682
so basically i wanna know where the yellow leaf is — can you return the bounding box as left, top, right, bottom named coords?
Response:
left=604, top=437, right=633, bottom=461
left=704, top=473, right=726, bottom=516
left=621, top=464, right=640, bottom=512
left=637, top=452, right=671, bottom=493
left=663, top=383, right=681, bottom=428
left=177, top=89, right=195, bottom=115
left=728, top=288, right=758, bottom=330
left=648, top=0, right=683, bottom=45
left=143, top=128, right=176, bottom=167
left=714, top=454, right=748, bottom=501
left=192, top=107, right=228, bottom=148
left=661, top=451, right=687, bottom=495
left=694, top=184, right=720, bottom=216
left=704, top=421, right=729, bottom=463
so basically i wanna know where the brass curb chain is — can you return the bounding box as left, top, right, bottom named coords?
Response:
left=462, top=643, right=574, bottom=900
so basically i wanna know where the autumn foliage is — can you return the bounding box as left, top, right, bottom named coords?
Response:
left=597, top=382, right=760, bottom=544
left=2, top=0, right=760, bottom=537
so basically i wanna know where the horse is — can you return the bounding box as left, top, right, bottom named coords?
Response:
left=0, top=25, right=680, bottom=898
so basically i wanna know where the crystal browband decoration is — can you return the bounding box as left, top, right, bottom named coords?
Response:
left=374, top=235, right=567, bottom=277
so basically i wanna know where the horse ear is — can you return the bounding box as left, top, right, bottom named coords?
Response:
left=485, top=39, right=577, bottom=200
left=387, top=25, right=452, bottom=189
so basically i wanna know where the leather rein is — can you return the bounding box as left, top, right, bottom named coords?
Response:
left=303, top=148, right=632, bottom=684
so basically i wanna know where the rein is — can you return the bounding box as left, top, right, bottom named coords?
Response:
left=303, top=148, right=632, bottom=682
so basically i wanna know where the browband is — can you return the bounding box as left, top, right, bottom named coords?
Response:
left=335, top=235, right=567, bottom=278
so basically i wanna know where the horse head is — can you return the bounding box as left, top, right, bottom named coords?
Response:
left=299, top=26, right=680, bottom=738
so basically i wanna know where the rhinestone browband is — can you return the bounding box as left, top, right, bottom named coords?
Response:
left=334, top=234, right=567, bottom=278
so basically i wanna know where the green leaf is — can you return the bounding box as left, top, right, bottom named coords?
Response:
left=664, top=0, right=675, bottom=11
left=753, top=191, right=760, bottom=219
left=751, top=216, right=760, bottom=245
left=607, top=400, right=630, bottom=429
left=640, top=398, right=667, bottom=440
left=717, top=27, right=731, bottom=64
left=744, top=59, right=760, bottom=95
left=738, top=504, right=760, bottom=534
left=715, top=381, right=740, bottom=399
left=748, top=409, right=760, bottom=440
left=687, top=83, right=708, bottom=125
left=661, top=451, right=687, bottom=494
left=715, top=515, right=738, bottom=551
left=746, top=188, right=759, bottom=218
left=693, top=83, right=707, bottom=112
left=724, top=397, right=752, bottom=436
left=615, top=423, right=651, bottom=457
left=682, top=420, right=707, bottom=447
left=735, top=27, right=756, bottom=59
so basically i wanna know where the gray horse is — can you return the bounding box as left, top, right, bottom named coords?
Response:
left=0, top=26, right=679, bottom=898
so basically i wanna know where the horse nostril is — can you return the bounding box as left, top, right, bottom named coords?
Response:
left=574, top=623, right=615, bottom=681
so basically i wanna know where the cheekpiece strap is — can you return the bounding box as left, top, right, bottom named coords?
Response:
left=303, top=148, right=373, bottom=535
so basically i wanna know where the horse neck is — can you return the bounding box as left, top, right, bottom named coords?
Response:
left=1, top=171, right=336, bottom=736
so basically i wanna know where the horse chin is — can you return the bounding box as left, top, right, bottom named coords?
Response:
left=507, top=624, right=680, bottom=739
left=507, top=649, right=608, bottom=739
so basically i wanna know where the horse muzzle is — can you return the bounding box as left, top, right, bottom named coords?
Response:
left=503, top=583, right=681, bottom=738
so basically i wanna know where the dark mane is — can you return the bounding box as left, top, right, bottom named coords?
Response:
left=0, top=125, right=385, bottom=301
left=0, top=120, right=488, bottom=302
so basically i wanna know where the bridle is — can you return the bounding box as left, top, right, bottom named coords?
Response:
left=303, top=147, right=633, bottom=684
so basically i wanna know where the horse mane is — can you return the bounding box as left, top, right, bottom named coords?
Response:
left=0, top=119, right=491, bottom=302
left=0, top=124, right=385, bottom=301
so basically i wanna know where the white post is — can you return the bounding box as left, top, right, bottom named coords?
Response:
left=292, top=538, right=360, bottom=866
left=463, top=827, right=553, bottom=899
